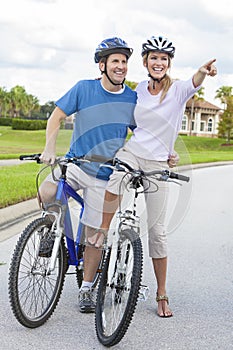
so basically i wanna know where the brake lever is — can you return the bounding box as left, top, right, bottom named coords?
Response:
left=167, top=179, right=182, bottom=186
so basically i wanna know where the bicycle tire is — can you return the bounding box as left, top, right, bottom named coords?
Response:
left=8, top=217, right=67, bottom=328
left=95, top=228, right=143, bottom=347
left=76, top=228, right=104, bottom=289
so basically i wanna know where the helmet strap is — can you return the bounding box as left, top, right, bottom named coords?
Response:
left=148, top=73, right=166, bottom=89
left=101, top=57, right=125, bottom=88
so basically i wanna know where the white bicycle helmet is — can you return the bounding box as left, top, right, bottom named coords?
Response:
left=141, top=36, right=175, bottom=58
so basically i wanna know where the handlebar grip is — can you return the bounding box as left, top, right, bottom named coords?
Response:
left=19, top=154, right=41, bottom=162
left=170, top=172, right=190, bottom=182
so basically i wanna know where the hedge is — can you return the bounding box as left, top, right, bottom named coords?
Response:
left=0, top=117, right=13, bottom=126
left=12, top=118, right=47, bottom=130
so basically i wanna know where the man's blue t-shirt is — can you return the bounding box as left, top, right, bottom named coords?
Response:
left=56, top=79, right=137, bottom=180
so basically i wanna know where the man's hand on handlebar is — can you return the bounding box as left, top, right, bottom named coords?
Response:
left=40, top=149, right=56, bottom=165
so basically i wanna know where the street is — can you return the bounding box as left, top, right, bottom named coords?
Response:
left=1, top=165, right=233, bottom=350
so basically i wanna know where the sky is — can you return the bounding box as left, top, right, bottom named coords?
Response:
left=0, top=0, right=232, bottom=107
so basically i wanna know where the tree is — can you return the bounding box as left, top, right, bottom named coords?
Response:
left=40, top=101, right=56, bottom=118
left=217, top=95, right=233, bottom=143
left=9, top=85, right=27, bottom=117
left=24, top=94, right=40, bottom=117
left=195, top=86, right=205, bottom=100
left=0, top=87, right=8, bottom=117
left=189, top=87, right=205, bottom=135
left=125, top=80, right=138, bottom=90
left=215, top=86, right=232, bottom=110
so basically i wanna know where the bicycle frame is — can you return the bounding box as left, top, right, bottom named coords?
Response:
left=43, top=167, right=85, bottom=273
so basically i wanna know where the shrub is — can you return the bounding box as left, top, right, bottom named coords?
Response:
left=0, top=117, right=13, bottom=126
left=12, top=119, right=47, bottom=130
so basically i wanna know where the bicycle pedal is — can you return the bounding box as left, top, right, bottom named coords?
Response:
left=138, top=285, right=149, bottom=301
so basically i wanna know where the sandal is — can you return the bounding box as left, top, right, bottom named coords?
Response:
left=86, top=228, right=108, bottom=249
left=156, top=294, right=173, bottom=318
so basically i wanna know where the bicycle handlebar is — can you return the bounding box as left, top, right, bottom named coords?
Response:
left=19, top=154, right=189, bottom=182
left=19, top=153, right=113, bottom=164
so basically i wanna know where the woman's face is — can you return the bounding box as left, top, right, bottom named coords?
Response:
left=145, top=51, right=170, bottom=80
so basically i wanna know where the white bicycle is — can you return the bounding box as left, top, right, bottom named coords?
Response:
left=95, top=157, right=190, bottom=347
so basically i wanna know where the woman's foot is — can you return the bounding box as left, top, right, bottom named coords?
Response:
left=156, top=294, right=173, bottom=318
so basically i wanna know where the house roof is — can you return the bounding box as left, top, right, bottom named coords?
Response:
left=186, top=99, right=221, bottom=111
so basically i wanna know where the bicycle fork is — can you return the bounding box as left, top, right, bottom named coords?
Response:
left=106, top=210, right=140, bottom=286
left=39, top=207, right=64, bottom=275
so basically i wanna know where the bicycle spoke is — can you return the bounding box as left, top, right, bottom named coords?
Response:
left=8, top=217, right=67, bottom=327
left=95, top=229, right=142, bottom=347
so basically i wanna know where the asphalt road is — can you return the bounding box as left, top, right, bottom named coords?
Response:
left=1, top=165, right=233, bottom=350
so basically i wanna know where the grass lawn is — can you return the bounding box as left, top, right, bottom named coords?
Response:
left=0, top=126, right=232, bottom=208
left=0, top=126, right=72, bottom=159
left=0, top=163, right=41, bottom=208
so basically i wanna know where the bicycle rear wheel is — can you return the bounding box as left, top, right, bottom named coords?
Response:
left=95, top=228, right=143, bottom=347
left=8, top=217, right=67, bottom=328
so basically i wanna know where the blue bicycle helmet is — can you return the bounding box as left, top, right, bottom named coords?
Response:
left=94, top=37, right=133, bottom=63
left=141, top=36, right=175, bottom=58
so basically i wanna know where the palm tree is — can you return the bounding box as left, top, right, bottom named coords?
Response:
left=24, top=94, right=40, bottom=117
left=9, top=85, right=28, bottom=117
left=195, top=86, right=205, bottom=100
left=0, top=87, right=12, bottom=117
left=215, top=86, right=232, bottom=109
left=189, top=87, right=205, bottom=135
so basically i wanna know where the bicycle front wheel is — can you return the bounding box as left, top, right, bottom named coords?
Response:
left=95, top=228, right=143, bottom=347
left=8, top=217, right=67, bottom=328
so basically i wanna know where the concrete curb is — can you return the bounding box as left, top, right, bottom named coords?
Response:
left=0, top=198, right=40, bottom=230
left=0, top=161, right=232, bottom=230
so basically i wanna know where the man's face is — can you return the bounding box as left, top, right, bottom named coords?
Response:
left=100, top=53, right=128, bottom=85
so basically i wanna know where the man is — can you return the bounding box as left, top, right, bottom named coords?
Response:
left=39, top=37, right=137, bottom=313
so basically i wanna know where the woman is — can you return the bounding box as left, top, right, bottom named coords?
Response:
left=90, top=36, right=217, bottom=317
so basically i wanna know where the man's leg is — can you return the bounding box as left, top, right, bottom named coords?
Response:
left=38, top=181, right=57, bottom=208
left=78, top=226, right=104, bottom=313
left=87, top=190, right=120, bottom=248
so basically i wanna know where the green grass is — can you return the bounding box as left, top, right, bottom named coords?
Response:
left=0, top=163, right=39, bottom=208
left=0, top=162, right=52, bottom=208
left=0, top=127, right=232, bottom=208
left=175, top=135, right=233, bottom=164
left=0, top=126, right=72, bottom=159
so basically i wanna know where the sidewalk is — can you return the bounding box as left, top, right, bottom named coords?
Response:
left=0, top=161, right=232, bottom=231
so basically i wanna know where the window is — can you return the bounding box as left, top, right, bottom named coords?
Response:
left=181, top=115, right=187, bottom=130
left=200, top=121, right=205, bottom=131
left=208, top=118, right=213, bottom=132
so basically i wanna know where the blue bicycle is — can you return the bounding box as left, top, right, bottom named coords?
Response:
left=8, top=154, right=104, bottom=328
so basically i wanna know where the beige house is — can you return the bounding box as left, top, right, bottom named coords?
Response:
left=180, top=99, right=222, bottom=137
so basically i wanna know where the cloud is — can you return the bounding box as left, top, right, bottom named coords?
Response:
left=0, top=0, right=232, bottom=105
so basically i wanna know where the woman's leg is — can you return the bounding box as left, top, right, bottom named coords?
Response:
left=152, top=257, right=172, bottom=317
left=142, top=160, right=172, bottom=317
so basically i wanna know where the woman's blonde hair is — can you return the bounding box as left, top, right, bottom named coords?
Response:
left=142, top=53, right=173, bottom=103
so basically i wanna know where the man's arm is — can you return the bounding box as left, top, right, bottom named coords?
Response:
left=192, top=59, right=217, bottom=88
left=40, top=106, right=67, bottom=164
